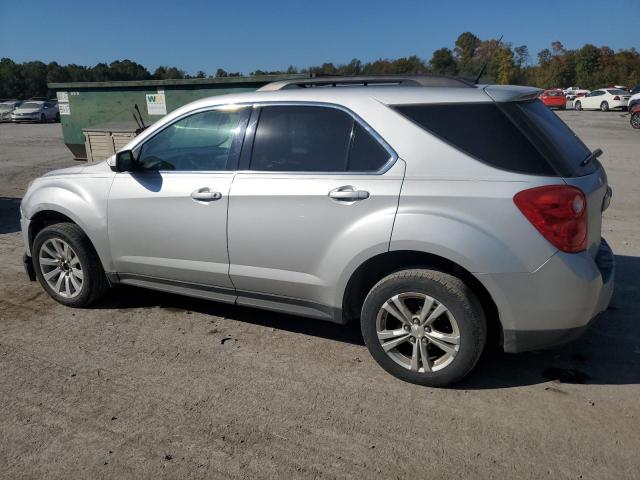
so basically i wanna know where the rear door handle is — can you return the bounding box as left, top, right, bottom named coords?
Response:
left=329, top=186, right=370, bottom=201
left=191, top=187, right=222, bottom=202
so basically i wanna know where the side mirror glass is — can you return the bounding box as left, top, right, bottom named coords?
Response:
left=115, top=150, right=136, bottom=172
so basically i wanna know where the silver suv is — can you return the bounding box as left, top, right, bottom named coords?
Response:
left=20, top=76, right=615, bottom=386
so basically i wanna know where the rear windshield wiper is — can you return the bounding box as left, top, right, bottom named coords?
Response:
left=581, top=148, right=603, bottom=166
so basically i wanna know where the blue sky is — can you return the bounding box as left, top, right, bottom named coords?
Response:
left=1, top=0, right=637, bottom=75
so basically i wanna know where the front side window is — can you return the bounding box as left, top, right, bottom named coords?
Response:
left=249, top=105, right=391, bottom=173
left=137, top=108, right=249, bottom=171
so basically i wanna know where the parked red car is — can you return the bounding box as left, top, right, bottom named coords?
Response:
left=539, top=89, right=567, bottom=109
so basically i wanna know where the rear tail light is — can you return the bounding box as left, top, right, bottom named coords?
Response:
left=613, top=96, right=620, bottom=100
left=514, top=185, right=587, bottom=253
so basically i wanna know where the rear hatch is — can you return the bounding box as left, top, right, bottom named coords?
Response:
left=500, top=99, right=608, bottom=258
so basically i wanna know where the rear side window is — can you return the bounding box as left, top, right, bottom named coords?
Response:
left=393, top=101, right=594, bottom=177
left=249, top=106, right=391, bottom=172
left=393, top=103, right=556, bottom=175
left=251, top=106, right=352, bottom=172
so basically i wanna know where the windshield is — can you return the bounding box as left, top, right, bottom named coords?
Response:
left=19, top=102, right=42, bottom=109
left=607, top=89, right=628, bottom=95
left=502, top=100, right=596, bottom=177
left=0, top=104, right=14, bottom=111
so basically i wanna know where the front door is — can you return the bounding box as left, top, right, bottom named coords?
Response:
left=583, top=90, right=604, bottom=109
left=227, top=105, right=404, bottom=318
left=108, top=106, right=250, bottom=293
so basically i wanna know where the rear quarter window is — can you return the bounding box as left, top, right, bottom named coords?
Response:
left=392, top=103, right=556, bottom=176
left=392, top=101, right=595, bottom=177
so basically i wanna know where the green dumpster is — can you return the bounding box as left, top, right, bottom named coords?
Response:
left=48, top=75, right=307, bottom=160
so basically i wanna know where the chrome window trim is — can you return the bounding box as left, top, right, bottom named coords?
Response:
left=125, top=101, right=398, bottom=176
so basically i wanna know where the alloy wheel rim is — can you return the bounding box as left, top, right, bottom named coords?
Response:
left=39, top=238, right=84, bottom=299
left=376, top=292, right=460, bottom=373
left=632, top=114, right=640, bottom=128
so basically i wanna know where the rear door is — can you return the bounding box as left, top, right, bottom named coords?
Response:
left=227, top=104, right=404, bottom=316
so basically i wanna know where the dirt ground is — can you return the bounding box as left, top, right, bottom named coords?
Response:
left=1, top=112, right=639, bottom=479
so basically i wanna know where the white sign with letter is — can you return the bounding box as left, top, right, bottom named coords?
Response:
left=146, top=89, right=167, bottom=115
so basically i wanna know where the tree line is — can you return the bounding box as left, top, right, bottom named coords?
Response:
left=1, top=32, right=638, bottom=100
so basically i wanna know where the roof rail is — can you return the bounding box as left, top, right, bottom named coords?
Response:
left=258, top=74, right=475, bottom=91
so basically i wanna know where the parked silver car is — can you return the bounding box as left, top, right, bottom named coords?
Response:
left=20, top=76, right=615, bottom=386
left=0, top=100, right=22, bottom=122
left=11, top=100, right=60, bottom=123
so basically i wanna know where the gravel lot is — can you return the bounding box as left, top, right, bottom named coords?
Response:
left=1, top=112, right=639, bottom=479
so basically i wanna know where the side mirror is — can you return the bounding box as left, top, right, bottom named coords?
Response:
left=114, top=150, right=136, bottom=172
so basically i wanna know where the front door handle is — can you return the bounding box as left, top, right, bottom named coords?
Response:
left=329, top=186, right=370, bottom=201
left=191, top=187, right=222, bottom=202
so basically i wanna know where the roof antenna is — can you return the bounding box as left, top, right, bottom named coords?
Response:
left=474, top=35, right=503, bottom=84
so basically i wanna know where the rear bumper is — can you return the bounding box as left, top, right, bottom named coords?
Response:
left=479, top=238, right=615, bottom=353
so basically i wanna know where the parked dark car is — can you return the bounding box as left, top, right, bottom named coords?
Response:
left=631, top=104, right=640, bottom=129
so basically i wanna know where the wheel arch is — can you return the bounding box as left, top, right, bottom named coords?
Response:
left=27, top=208, right=111, bottom=272
left=341, top=250, right=503, bottom=349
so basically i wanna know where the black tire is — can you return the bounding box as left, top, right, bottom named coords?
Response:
left=575, top=101, right=582, bottom=111
left=40, top=113, right=46, bottom=123
left=600, top=101, right=609, bottom=112
left=631, top=112, right=640, bottom=129
left=32, top=223, right=109, bottom=307
left=55, top=112, right=60, bottom=122
left=360, top=269, right=486, bottom=387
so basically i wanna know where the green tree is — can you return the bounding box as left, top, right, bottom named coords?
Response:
left=430, top=48, right=457, bottom=75
left=574, top=44, right=601, bottom=89
left=0, top=58, right=24, bottom=98
left=454, top=32, right=481, bottom=76
left=21, top=61, right=48, bottom=97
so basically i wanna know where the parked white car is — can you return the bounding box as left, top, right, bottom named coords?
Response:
left=0, top=100, right=22, bottom=122
left=574, top=89, right=631, bottom=111
left=11, top=100, right=60, bottom=123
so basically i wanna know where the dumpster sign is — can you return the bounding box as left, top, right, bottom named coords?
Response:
left=146, top=89, right=167, bottom=115
left=56, top=91, right=71, bottom=115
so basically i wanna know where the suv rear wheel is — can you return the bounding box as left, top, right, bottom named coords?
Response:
left=360, top=269, right=486, bottom=387
left=33, top=223, right=109, bottom=307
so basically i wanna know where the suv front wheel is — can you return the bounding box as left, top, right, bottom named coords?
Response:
left=33, top=223, right=109, bottom=307
left=360, top=269, right=486, bottom=387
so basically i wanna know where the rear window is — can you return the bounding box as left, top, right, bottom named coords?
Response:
left=392, top=101, right=595, bottom=177
left=607, top=89, right=628, bottom=95
left=546, top=90, right=563, bottom=96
